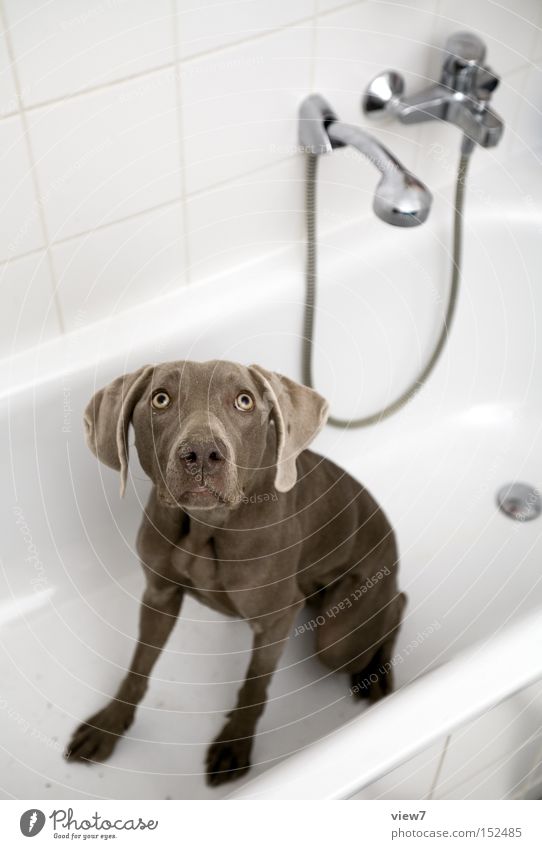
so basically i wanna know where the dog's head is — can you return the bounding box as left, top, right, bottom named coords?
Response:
left=84, top=360, right=329, bottom=510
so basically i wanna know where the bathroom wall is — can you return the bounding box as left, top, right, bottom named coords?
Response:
left=0, top=0, right=541, bottom=360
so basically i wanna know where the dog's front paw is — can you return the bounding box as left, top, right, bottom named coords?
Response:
left=205, top=727, right=253, bottom=787
left=64, top=703, right=134, bottom=763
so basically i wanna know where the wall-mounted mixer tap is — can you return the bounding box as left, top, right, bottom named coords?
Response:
left=363, top=31, right=504, bottom=153
left=298, top=93, right=432, bottom=227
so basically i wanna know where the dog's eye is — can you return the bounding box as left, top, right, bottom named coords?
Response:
left=151, top=390, right=171, bottom=410
left=234, top=391, right=255, bottom=412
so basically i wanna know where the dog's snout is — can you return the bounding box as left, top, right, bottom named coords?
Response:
left=179, top=438, right=227, bottom=476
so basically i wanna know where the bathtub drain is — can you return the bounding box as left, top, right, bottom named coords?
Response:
left=496, top=483, right=541, bottom=522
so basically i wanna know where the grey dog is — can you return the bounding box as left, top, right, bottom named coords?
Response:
left=65, top=360, right=406, bottom=786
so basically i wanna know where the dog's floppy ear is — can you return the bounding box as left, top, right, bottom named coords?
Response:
left=249, top=364, right=329, bottom=493
left=84, top=365, right=153, bottom=497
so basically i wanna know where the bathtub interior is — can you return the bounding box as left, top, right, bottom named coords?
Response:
left=1, top=149, right=542, bottom=800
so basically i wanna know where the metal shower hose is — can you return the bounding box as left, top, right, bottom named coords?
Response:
left=302, top=150, right=471, bottom=428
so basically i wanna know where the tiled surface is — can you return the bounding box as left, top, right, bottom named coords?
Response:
left=3, top=0, right=174, bottom=106
left=26, top=68, right=181, bottom=241
left=186, top=157, right=305, bottom=283
left=176, top=0, right=314, bottom=59
left=0, top=251, right=60, bottom=358
left=0, top=115, right=45, bottom=261
left=0, top=0, right=540, bottom=357
left=53, top=202, right=186, bottom=330
left=181, top=25, right=312, bottom=193
left=0, top=28, right=17, bottom=118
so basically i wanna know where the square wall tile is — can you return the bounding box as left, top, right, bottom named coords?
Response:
left=176, top=0, right=313, bottom=59
left=436, top=0, right=541, bottom=76
left=0, top=251, right=60, bottom=359
left=181, top=25, right=312, bottom=193
left=0, top=28, right=18, bottom=117
left=27, top=69, right=181, bottom=242
left=53, top=202, right=186, bottom=331
left=186, top=157, right=305, bottom=283
left=3, top=0, right=174, bottom=107
left=0, top=115, right=45, bottom=262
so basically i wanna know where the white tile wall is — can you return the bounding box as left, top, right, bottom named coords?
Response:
left=27, top=68, right=181, bottom=241
left=0, top=0, right=540, bottom=359
left=180, top=25, right=312, bottom=193
left=0, top=115, right=45, bottom=259
left=176, top=0, right=314, bottom=59
left=186, top=154, right=305, bottom=284
left=53, top=202, right=186, bottom=330
left=0, top=27, right=17, bottom=117
left=3, top=0, right=174, bottom=106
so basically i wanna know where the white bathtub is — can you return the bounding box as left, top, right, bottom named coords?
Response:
left=1, top=146, right=542, bottom=801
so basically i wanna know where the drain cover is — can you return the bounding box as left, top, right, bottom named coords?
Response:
left=496, top=482, right=541, bottom=522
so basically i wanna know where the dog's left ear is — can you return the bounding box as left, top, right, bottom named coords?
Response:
left=249, top=364, right=329, bottom=493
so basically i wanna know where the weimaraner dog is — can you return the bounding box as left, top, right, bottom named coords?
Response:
left=65, top=360, right=406, bottom=786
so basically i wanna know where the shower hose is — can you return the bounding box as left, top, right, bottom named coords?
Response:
left=302, top=149, right=471, bottom=428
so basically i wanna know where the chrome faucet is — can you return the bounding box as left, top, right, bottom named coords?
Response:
left=298, top=93, right=432, bottom=227
left=363, top=31, right=504, bottom=153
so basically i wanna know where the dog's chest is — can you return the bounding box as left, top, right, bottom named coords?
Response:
left=170, top=535, right=239, bottom=618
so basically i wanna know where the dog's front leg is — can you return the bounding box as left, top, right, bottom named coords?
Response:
left=65, top=579, right=183, bottom=763
left=206, top=600, right=303, bottom=787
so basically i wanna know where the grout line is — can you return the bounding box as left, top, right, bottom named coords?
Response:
left=9, top=60, right=177, bottom=116
left=40, top=196, right=184, bottom=252
left=0, top=0, right=65, bottom=334
left=171, top=12, right=317, bottom=65
left=182, top=152, right=297, bottom=199
left=171, top=0, right=191, bottom=286
left=0, top=244, right=45, bottom=268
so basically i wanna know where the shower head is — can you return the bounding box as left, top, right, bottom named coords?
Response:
left=326, top=119, right=432, bottom=227
left=373, top=169, right=432, bottom=227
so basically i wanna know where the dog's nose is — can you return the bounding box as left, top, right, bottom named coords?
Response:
left=179, top=439, right=227, bottom=476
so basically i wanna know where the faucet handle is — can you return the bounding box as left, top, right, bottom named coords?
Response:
left=441, top=31, right=488, bottom=93
left=362, top=70, right=405, bottom=117
left=444, top=31, right=486, bottom=70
